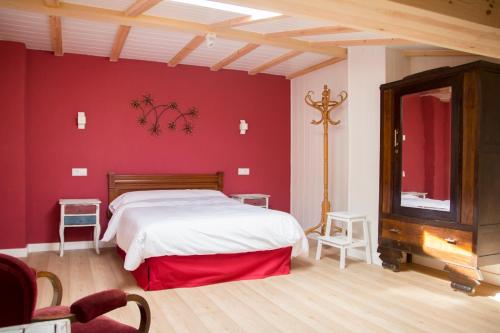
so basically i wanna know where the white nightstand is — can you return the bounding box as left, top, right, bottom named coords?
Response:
left=231, top=194, right=270, bottom=209
left=59, top=198, right=101, bottom=257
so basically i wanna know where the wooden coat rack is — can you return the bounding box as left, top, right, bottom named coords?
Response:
left=304, top=84, right=347, bottom=236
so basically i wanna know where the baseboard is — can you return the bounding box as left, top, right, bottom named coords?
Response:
left=1, top=240, right=116, bottom=258
left=28, top=240, right=115, bottom=253
left=0, top=247, right=28, bottom=257
left=348, top=248, right=382, bottom=266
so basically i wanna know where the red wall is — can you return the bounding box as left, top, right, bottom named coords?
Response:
left=401, top=94, right=451, bottom=200
left=0, top=42, right=27, bottom=248
left=1, top=42, right=291, bottom=247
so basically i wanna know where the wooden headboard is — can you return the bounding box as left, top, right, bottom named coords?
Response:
left=108, top=172, right=224, bottom=203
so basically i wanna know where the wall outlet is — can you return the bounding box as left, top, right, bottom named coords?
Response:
left=238, top=168, right=250, bottom=176
left=72, top=168, right=87, bottom=176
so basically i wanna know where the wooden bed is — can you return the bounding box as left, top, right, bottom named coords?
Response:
left=106, top=172, right=292, bottom=291
left=108, top=172, right=224, bottom=203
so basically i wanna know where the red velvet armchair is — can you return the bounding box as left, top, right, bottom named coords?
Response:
left=0, top=253, right=151, bottom=333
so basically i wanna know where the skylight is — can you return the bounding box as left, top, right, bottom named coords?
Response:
left=170, top=0, right=281, bottom=20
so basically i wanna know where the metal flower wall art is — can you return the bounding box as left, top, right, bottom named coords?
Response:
left=131, top=93, right=199, bottom=136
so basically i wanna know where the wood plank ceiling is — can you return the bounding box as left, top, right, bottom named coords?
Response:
left=0, top=0, right=487, bottom=79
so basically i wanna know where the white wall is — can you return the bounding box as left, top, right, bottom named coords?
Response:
left=290, top=61, right=348, bottom=231
left=386, top=48, right=410, bottom=82
left=346, top=46, right=388, bottom=265
left=409, top=55, right=495, bottom=74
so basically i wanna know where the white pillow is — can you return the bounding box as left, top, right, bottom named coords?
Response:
left=401, top=194, right=420, bottom=199
left=109, top=189, right=225, bottom=213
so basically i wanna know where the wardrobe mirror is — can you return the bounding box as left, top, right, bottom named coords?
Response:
left=400, top=86, right=452, bottom=212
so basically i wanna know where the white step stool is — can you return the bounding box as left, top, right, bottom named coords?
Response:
left=315, top=211, right=371, bottom=269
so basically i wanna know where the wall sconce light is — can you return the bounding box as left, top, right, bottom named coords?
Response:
left=240, top=120, right=248, bottom=134
left=77, top=112, right=86, bottom=129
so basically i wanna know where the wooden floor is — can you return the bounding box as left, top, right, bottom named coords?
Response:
left=26, top=247, right=500, bottom=333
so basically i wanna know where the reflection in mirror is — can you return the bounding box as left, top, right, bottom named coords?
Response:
left=400, top=86, right=452, bottom=212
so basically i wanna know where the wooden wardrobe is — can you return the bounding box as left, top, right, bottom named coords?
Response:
left=378, top=61, right=500, bottom=294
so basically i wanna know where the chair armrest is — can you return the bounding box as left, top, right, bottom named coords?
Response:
left=36, top=271, right=62, bottom=306
left=70, top=289, right=127, bottom=323
left=126, top=294, right=151, bottom=333
left=70, top=290, right=151, bottom=332
left=32, top=307, right=75, bottom=323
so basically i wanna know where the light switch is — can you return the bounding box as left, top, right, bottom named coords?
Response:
left=72, top=168, right=87, bottom=176
left=238, top=168, right=250, bottom=176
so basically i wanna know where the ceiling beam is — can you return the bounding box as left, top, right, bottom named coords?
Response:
left=110, top=26, right=131, bottom=62
left=231, top=14, right=288, bottom=28
left=403, top=49, right=475, bottom=57
left=110, top=0, right=162, bottom=62
left=249, top=50, right=302, bottom=75
left=49, top=15, right=63, bottom=56
left=1, top=0, right=346, bottom=58
left=44, top=0, right=62, bottom=56
left=211, top=43, right=259, bottom=71
left=209, top=15, right=253, bottom=29
left=43, top=0, right=59, bottom=7
left=221, top=0, right=500, bottom=59
left=314, top=38, right=418, bottom=47
left=392, top=0, right=500, bottom=31
left=286, top=57, right=344, bottom=80
left=124, top=0, right=162, bottom=17
left=266, top=26, right=358, bottom=38
left=168, top=35, right=205, bottom=67
left=209, top=14, right=288, bottom=29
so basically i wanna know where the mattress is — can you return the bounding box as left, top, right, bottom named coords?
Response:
left=102, top=190, right=308, bottom=270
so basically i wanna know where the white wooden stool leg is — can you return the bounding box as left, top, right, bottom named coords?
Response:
left=315, top=239, right=323, bottom=261
left=94, top=224, right=100, bottom=255
left=362, top=219, right=371, bottom=264
left=340, top=247, right=346, bottom=269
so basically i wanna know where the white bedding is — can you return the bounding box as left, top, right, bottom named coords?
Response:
left=401, top=194, right=450, bottom=211
left=102, top=190, right=308, bottom=270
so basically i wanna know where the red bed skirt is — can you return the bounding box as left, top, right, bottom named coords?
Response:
left=117, top=247, right=292, bottom=291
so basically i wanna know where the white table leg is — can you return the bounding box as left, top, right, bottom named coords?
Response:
left=94, top=224, right=100, bottom=255
left=362, top=219, right=371, bottom=264
left=315, top=240, right=323, bottom=261
left=59, top=225, right=64, bottom=257
left=340, top=247, right=346, bottom=269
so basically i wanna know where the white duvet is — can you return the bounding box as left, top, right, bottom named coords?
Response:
left=102, top=190, right=308, bottom=270
left=401, top=194, right=450, bottom=211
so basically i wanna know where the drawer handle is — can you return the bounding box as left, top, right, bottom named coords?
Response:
left=389, top=228, right=401, bottom=234
left=445, top=238, right=457, bottom=245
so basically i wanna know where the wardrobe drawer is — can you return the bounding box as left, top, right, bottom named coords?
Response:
left=381, top=219, right=422, bottom=244
left=381, top=219, right=474, bottom=266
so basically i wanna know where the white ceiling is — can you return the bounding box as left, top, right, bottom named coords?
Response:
left=0, top=8, right=51, bottom=51
left=145, top=1, right=243, bottom=24
left=0, top=0, right=419, bottom=77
